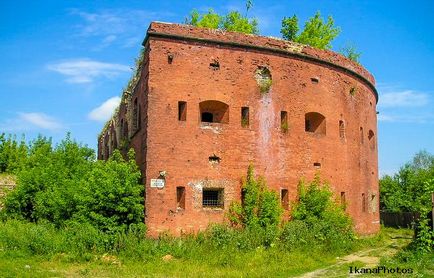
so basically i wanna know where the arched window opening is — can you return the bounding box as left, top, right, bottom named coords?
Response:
left=368, top=130, right=375, bottom=150
left=305, top=112, right=326, bottom=135
left=199, top=100, right=229, bottom=124
left=339, top=120, right=345, bottom=139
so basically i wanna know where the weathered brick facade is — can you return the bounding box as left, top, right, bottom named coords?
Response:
left=98, top=22, right=380, bottom=236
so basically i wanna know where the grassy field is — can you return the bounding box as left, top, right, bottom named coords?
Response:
left=1, top=222, right=431, bottom=278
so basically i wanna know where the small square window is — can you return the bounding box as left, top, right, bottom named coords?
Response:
left=202, top=188, right=224, bottom=208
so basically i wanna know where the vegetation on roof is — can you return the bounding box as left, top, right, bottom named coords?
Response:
left=98, top=48, right=145, bottom=140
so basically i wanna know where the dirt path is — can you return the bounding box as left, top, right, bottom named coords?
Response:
left=297, top=230, right=413, bottom=278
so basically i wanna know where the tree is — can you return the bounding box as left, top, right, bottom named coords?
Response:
left=185, top=9, right=220, bottom=29
left=222, top=11, right=258, bottom=34
left=0, top=134, right=28, bottom=173
left=280, top=11, right=340, bottom=50
left=281, top=15, right=299, bottom=41
left=379, top=151, right=434, bottom=252
left=380, top=151, right=434, bottom=213
left=296, top=11, right=340, bottom=49
left=4, top=134, right=144, bottom=232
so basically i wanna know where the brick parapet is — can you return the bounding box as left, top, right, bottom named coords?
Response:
left=144, top=22, right=377, bottom=102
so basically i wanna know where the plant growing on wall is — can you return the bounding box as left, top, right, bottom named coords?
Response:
left=281, top=11, right=341, bottom=50
left=241, top=118, right=249, bottom=128
left=185, top=6, right=258, bottom=34
left=255, top=66, right=272, bottom=94
left=227, top=165, right=282, bottom=230
left=341, top=43, right=361, bottom=63
left=281, top=121, right=289, bottom=133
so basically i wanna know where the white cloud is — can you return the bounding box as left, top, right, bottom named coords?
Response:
left=47, top=59, right=130, bottom=84
left=88, top=96, right=121, bottom=122
left=70, top=8, right=175, bottom=48
left=379, top=90, right=429, bottom=108
left=0, top=112, right=63, bottom=131
left=19, top=113, right=62, bottom=130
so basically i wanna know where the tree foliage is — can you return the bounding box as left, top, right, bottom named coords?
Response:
left=185, top=9, right=258, bottom=34
left=3, top=134, right=144, bottom=233
left=281, top=11, right=341, bottom=50
left=380, top=150, right=434, bottom=252
left=280, top=15, right=299, bottom=41
left=0, top=134, right=28, bottom=174
left=380, top=150, right=434, bottom=213
left=186, top=9, right=220, bottom=29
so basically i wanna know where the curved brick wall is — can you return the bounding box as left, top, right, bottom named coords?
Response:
left=99, top=22, right=380, bottom=236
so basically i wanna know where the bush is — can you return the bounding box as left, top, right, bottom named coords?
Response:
left=228, top=165, right=282, bottom=232
left=3, top=134, right=144, bottom=233
left=288, top=175, right=355, bottom=251
left=185, top=9, right=258, bottom=34
left=0, top=133, right=28, bottom=174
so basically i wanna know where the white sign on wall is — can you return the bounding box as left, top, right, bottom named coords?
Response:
left=150, top=179, right=165, bottom=188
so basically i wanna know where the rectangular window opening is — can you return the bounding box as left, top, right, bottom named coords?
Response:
left=314, top=162, right=321, bottom=169
left=311, top=77, right=319, bottom=83
left=362, top=193, right=366, bottom=212
left=369, top=194, right=377, bottom=213
left=202, top=188, right=224, bottom=208
left=178, top=101, right=187, bottom=121
left=340, top=192, right=346, bottom=206
left=281, top=189, right=289, bottom=210
left=176, top=186, right=185, bottom=210
left=281, top=111, right=288, bottom=132
left=241, top=107, right=249, bottom=127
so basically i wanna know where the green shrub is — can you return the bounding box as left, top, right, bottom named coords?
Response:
left=228, top=165, right=282, bottom=232
left=3, top=134, right=144, bottom=233
left=0, top=133, right=28, bottom=174
left=185, top=9, right=258, bottom=34
left=288, top=175, right=355, bottom=251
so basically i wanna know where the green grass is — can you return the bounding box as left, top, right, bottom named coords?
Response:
left=0, top=221, right=429, bottom=277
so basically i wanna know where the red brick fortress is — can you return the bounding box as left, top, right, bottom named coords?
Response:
left=98, top=22, right=380, bottom=236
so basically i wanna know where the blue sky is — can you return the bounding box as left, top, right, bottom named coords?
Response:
left=1, top=0, right=433, bottom=175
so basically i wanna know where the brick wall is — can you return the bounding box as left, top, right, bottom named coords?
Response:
left=99, top=22, right=380, bottom=236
